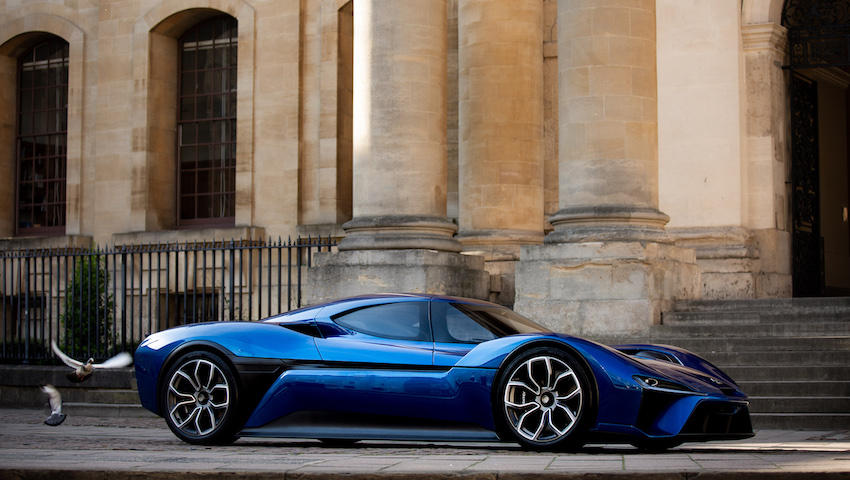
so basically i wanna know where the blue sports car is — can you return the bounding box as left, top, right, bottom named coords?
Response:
left=134, top=293, right=753, bottom=451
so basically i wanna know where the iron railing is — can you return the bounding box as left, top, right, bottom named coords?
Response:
left=0, top=236, right=336, bottom=364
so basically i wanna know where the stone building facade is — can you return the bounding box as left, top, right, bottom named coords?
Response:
left=1, top=0, right=847, bottom=337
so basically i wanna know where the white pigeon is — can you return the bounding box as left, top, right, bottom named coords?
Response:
left=41, top=384, right=66, bottom=426
left=51, top=340, right=133, bottom=383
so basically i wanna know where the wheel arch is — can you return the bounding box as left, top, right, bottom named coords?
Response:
left=490, top=339, right=600, bottom=440
left=157, top=340, right=240, bottom=413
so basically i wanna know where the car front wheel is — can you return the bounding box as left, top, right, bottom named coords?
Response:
left=497, top=347, right=591, bottom=451
left=162, top=350, right=239, bottom=445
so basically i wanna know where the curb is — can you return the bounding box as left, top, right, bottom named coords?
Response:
left=3, top=470, right=850, bottom=480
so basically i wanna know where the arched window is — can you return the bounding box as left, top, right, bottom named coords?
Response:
left=16, top=37, right=69, bottom=236
left=177, top=16, right=237, bottom=227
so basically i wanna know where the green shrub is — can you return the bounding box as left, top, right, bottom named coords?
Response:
left=60, top=251, right=114, bottom=359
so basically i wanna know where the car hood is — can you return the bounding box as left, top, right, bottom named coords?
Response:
left=613, top=344, right=739, bottom=386
left=615, top=346, right=745, bottom=398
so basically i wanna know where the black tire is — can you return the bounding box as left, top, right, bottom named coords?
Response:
left=161, top=350, right=240, bottom=445
left=495, top=346, right=593, bottom=451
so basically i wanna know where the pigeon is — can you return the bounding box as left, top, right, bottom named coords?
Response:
left=41, top=384, right=66, bottom=426
left=51, top=340, right=133, bottom=383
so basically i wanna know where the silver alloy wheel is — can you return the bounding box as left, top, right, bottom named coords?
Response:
left=503, top=355, right=582, bottom=443
left=166, top=358, right=231, bottom=437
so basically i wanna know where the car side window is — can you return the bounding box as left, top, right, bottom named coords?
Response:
left=332, top=302, right=430, bottom=341
left=432, top=302, right=497, bottom=344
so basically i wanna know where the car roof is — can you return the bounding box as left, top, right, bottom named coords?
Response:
left=311, top=292, right=497, bottom=306
left=266, top=293, right=500, bottom=323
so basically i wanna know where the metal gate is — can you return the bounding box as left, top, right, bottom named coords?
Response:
left=1, top=237, right=336, bottom=363
left=783, top=0, right=850, bottom=296
left=790, top=73, right=824, bottom=297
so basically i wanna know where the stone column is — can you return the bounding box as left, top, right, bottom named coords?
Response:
left=740, top=22, right=792, bottom=298
left=457, top=0, right=545, bottom=305
left=337, top=0, right=460, bottom=253
left=548, top=0, right=667, bottom=242
left=306, top=0, right=488, bottom=303
left=515, top=0, right=699, bottom=338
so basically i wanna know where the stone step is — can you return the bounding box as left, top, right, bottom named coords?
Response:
left=751, top=413, right=850, bottom=430
left=663, top=311, right=850, bottom=325
left=748, top=396, right=850, bottom=414
left=721, top=365, right=849, bottom=382
left=738, top=380, right=850, bottom=397
left=650, top=322, right=850, bottom=338
left=0, top=365, right=141, bottom=413
left=662, top=312, right=763, bottom=325
left=659, top=298, right=850, bottom=432
left=641, top=336, right=850, bottom=353
left=700, top=350, right=850, bottom=367
left=665, top=298, right=850, bottom=326
left=83, top=389, right=141, bottom=405
left=60, top=402, right=158, bottom=418
left=0, top=365, right=136, bottom=389
left=671, top=298, right=850, bottom=314
left=2, top=385, right=141, bottom=408
left=32, top=388, right=139, bottom=405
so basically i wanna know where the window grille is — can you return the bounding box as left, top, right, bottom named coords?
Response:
left=16, top=38, right=69, bottom=236
left=177, top=16, right=238, bottom=227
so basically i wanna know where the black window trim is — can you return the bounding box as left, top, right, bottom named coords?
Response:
left=330, top=301, right=432, bottom=342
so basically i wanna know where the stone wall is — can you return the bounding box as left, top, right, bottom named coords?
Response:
left=0, top=1, right=803, bottom=316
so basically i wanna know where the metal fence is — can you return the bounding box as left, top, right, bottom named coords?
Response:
left=0, top=236, right=336, bottom=364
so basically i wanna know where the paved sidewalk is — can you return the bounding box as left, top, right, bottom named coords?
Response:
left=0, top=408, right=849, bottom=479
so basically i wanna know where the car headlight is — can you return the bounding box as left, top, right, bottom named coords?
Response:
left=634, top=375, right=700, bottom=395
left=139, top=334, right=167, bottom=350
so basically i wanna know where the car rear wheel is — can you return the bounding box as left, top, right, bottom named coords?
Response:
left=162, top=351, right=239, bottom=445
left=497, top=347, right=591, bottom=451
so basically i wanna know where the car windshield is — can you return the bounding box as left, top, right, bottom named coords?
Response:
left=450, top=303, right=551, bottom=338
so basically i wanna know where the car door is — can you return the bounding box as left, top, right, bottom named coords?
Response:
left=313, top=300, right=434, bottom=365
left=309, top=300, right=439, bottom=419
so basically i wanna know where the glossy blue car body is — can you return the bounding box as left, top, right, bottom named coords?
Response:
left=135, top=293, right=753, bottom=449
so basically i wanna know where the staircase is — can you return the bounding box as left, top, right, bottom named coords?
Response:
left=0, top=365, right=154, bottom=418
left=653, top=298, right=850, bottom=430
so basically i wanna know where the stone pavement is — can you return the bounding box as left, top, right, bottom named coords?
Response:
left=0, top=408, right=848, bottom=479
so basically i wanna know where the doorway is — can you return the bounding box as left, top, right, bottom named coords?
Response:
left=784, top=0, right=850, bottom=297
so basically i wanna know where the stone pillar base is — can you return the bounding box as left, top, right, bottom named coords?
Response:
left=458, top=230, right=546, bottom=307
left=515, top=242, right=700, bottom=338
left=670, top=227, right=791, bottom=300
left=547, top=206, right=671, bottom=244
left=337, top=216, right=461, bottom=253
left=304, top=249, right=490, bottom=306
left=754, top=229, right=792, bottom=298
